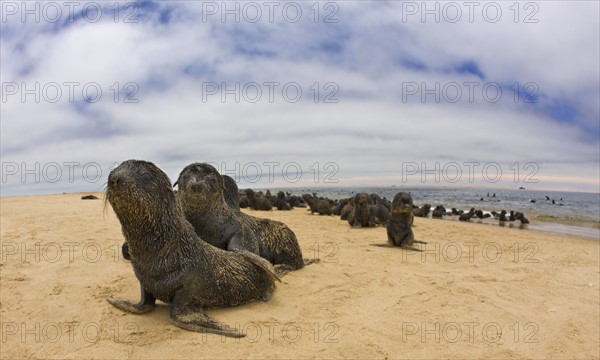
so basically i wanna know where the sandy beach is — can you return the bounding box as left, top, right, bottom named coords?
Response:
left=1, top=192, right=598, bottom=359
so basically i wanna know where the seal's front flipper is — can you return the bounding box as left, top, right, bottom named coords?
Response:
left=237, top=250, right=281, bottom=283
left=413, top=240, right=427, bottom=244
left=107, top=286, right=155, bottom=314
left=171, top=296, right=244, bottom=338
left=122, top=242, right=132, bottom=260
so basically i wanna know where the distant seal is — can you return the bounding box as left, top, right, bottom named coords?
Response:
left=459, top=208, right=475, bottom=221
left=105, top=160, right=277, bottom=337
left=332, top=198, right=349, bottom=216
left=514, top=212, right=530, bottom=224
left=451, top=208, right=464, bottom=216
left=498, top=210, right=508, bottom=221
left=431, top=205, right=446, bottom=218
left=348, top=193, right=375, bottom=227
left=274, top=191, right=291, bottom=211
left=413, top=204, right=431, bottom=218
left=369, top=203, right=391, bottom=225
left=81, top=195, right=99, bottom=200
left=302, top=194, right=333, bottom=215
left=377, top=192, right=427, bottom=251
left=246, top=189, right=273, bottom=211
left=340, top=201, right=353, bottom=220
left=176, top=163, right=311, bottom=275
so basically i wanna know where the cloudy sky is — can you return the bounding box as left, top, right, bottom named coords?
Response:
left=1, top=0, right=599, bottom=195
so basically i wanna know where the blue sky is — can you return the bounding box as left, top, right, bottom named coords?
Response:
left=1, top=1, right=599, bottom=195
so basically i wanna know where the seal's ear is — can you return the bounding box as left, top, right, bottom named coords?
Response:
left=173, top=181, right=178, bottom=188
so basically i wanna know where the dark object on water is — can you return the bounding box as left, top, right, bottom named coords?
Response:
left=81, top=195, right=99, bottom=200
left=529, top=199, right=536, bottom=203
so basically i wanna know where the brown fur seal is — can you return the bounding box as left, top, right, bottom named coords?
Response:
left=413, top=203, right=431, bottom=217
left=245, top=189, right=273, bottom=211
left=105, top=160, right=277, bottom=337
left=221, top=175, right=240, bottom=210
left=340, top=201, right=353, bottom=220
left=274, top=191, right=291, bottom=211
left=302, top=193, right=333, bottom=215
left=348, top=193, right=375, bottom=227
left=376, top=192, right=427, bottom=250
left=459, top=208, right=476, bottom=221
left=176, top=163, right=312, bottom=276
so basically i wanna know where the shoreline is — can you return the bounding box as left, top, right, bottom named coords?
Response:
left=3, top=191, right=597, bottom=240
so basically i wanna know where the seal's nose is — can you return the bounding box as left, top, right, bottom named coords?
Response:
left=108, top=172, right=124, bottom=187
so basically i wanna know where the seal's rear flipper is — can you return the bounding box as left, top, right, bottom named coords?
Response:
left=107, top=286, right=156, bottom=314
left=237, top=250, right=282, bottom=282
left=171, top=307, right=244, bottom=338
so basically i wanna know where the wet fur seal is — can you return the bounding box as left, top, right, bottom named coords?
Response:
left=413, top=204, right=431, bottom=218
left=105, top=160, right=277, bottom=337
left=375, top=192, right=427, bottom=251
left=176, top=163, right=312, bottom=276
left=348, top=193, right=375, bottom=227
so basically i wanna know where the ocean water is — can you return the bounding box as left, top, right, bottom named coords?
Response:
left=270, top=187, right=600, bottom=240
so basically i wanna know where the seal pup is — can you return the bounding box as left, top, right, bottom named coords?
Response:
left=105, top=160, right=277, bottom=337
left=375, top=192, right=427, bottom=251
left=348, top=193, right=375, bottom=227
left=221, top=175, right=240, bottom=210
left=176, top=163, right=310, bottom=275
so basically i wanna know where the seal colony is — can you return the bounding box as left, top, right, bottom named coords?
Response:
left=105, top=160, right=278, bottom=337
left=106, top=159, right=537, bottom=337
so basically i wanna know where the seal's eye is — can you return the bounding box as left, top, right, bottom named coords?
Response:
left=140, top=172, right=152, bottom=183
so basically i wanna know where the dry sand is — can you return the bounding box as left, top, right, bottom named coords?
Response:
left=1, top=192, right=598, bottom=359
